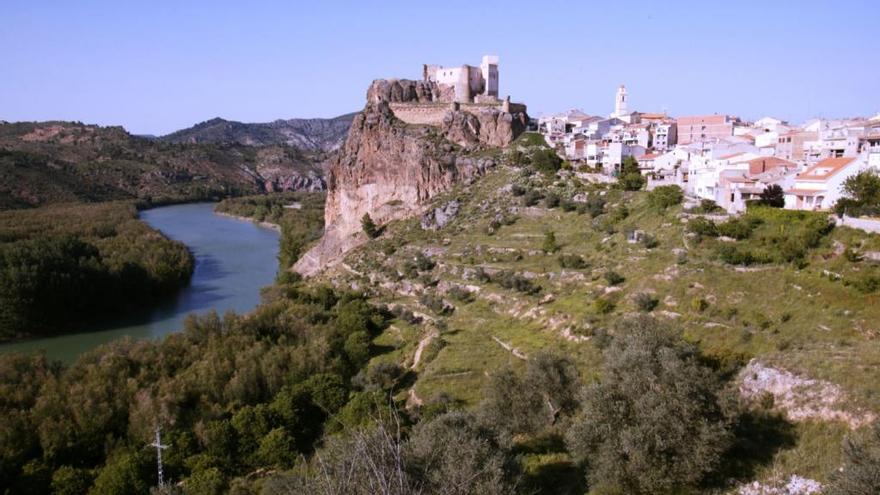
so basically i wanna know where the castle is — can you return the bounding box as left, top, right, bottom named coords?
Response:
left=423, top=55, right=499, bottom=103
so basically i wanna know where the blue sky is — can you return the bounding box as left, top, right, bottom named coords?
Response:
left=1, top=0, right=878, bottom=135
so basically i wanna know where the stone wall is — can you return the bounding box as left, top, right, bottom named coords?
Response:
left=389, top=102, right=527, bottom=127
left=389, top=103, right=451, bottom=126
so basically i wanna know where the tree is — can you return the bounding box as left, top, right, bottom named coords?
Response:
left=825, top=422, right=880, bottom=495
left=617, top=156, right=645, bottom=191
left=479, top=352, right=581, bottom=436
left=407, top=411, right=519, bottom=495
left=759, top=184, right=785, bottom=208
left=531, top=148, right=563, bottom=176
left=542, top=231, right=559, bottom=254
left=836, top=170, right=880, bottom=217
left=361, top=213, right=379, bottom=238
left=566, top=316, right=732, bottom=494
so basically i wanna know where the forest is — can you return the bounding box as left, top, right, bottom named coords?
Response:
left=0, top=202, right=193, bottom=341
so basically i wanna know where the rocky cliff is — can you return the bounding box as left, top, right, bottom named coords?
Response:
left=293, top=81, right=527, bottom=276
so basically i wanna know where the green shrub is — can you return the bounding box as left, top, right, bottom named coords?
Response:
left=648, top=185, right=684, bottom=210
left=542, top=231, right=560, bottom=253
left=633, top=292, right=659, bottom=312
left=361, top=213, right=379, bottom=238
left=558, top=253, right=589, bottom=269
left=717, top=218, right=755, bottom=240
left=593, top=297, right=615, bottom=314
left=544, top=192, right=561, bottom=208
left=603, top=270, right=625, bottom=286
left=717, top=245, right=756, bottom=265
left=691, top=297, right=709, bottom=312
left=523, top=189, right=543, bottom=207
left=494, top=270, right=540, bottom=295
left=566, top=316, right=732, bottom=494
left=531, top=148, right=563, bottom=176
left=688, top=217, right=719, bottom=237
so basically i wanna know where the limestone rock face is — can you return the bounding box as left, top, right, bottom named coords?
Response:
left=294, top=81, right=528, bottom=276
left=366, top=79, right=441, bottom=104
left=441, top=108, right=526, bottom=149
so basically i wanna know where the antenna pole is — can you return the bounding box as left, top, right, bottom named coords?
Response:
left=149, top=425, right=169, bottom=488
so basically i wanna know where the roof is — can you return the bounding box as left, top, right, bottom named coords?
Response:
left=719, top=152, right=747, bottom=160
left=639, top=153, right=661, bottom=161
left=797, top=157, right=858, bottom=181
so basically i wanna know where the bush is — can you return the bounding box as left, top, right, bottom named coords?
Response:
left=717, top=218, right=755, bottom=240
left=825, top=422, right=880, bottom=495
left=696, top=199, right=722, bottom=213
left=494, top=270, right=540, bottom=295
left=759, top=184, right=786, bottom=208
left=716, top=245, right=756, bottom=265
left=511, top=184, right=526, bottom=196
left=447, top=285, right=474, bottom=303
left=603, top=270, right=624, bottom=286
left=544, top=192, right=561, bottom=208
left=617, top=156, right=645, bottom=191
left=565, top=316, right=732, bottom=494
left=584, top=196, right=606, bottom=218
left=531, top=148, right=563, bottom=176
left=522, top=189, right=543, bottom=207
left=687, top=217, right=719, bottom=237
left=542, top=231, right=559, bottom=254
left=593, top=297, right=615, bottom=314
left=648, top=185, right=684, bottom=210
left=633, top=292, right=659, bottom=312
left=558, top=253, right=588, bottom=269
left=640, top=233, right=659, bottom=249
left=361, top=213, right=379, bottom=238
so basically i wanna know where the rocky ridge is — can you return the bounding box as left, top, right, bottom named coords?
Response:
left=293, top=79, right=528, bottom=276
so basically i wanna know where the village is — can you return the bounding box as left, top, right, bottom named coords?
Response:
left=537, top=85, right=880, bottom=216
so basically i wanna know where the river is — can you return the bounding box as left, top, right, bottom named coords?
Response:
left=0, top=203, right=280, bottom=363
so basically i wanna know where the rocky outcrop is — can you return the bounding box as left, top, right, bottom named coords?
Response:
left=294, top=99, right=510, bottom=275
left=738, top=359, right=876, bottom=429
left=440, top=108, right=527, bottom=148
left=366, top=79, right=446, bottom=104
left=421, top=200, right=460, bottom=230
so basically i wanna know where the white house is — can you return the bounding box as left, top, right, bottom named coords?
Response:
left=784, top=156, right=866, bottom=211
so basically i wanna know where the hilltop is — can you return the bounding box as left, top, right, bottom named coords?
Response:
left=0, top=120, right=326, bottom=209
left=158, top=113, right=357, bottom=152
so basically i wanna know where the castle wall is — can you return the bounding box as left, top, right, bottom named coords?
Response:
left=389, top=103, right=451, bottom=125
left=389, top=102, right=528, bottom=126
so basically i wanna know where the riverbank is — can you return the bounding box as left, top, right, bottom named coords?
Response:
left=0, top=202, right=280, bottom=361
left=214, top=210, right=281, bottom=232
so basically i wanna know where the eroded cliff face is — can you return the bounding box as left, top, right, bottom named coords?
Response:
left=293, top=81, right=527, bottom=276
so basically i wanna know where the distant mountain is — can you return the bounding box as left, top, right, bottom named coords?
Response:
left=159, top=113, right=357, bottom=152
left=0, top=121, right=326, bottom=210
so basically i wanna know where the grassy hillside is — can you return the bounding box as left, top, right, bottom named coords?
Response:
left=314, top=135, right=880, bottom=490
left=0, top=121, right=324, bottom=210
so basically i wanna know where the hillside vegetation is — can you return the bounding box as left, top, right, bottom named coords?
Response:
left=0, top=202, right=193, bottom=341
left=0, top=121, right=324, bottom=210
left=310, top=132, right=880, bottom=493
left=159, top=114, right=356, bottom=152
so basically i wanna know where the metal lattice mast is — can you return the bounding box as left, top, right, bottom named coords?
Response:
left=149, top=425, right=169, bottom=487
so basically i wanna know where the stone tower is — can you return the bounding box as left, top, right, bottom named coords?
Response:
left=480, top=55, right=499, bottom=98
left=614, top=84, right=628, bottom=118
